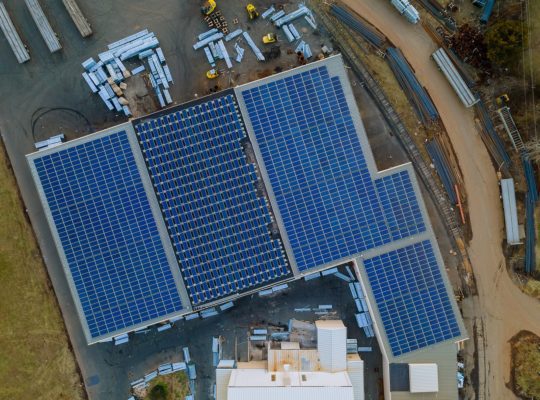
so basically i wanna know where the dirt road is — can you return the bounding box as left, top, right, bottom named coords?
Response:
left=340, top=0, right=540, bottom=398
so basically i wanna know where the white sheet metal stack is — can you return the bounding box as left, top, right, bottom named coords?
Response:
left=81, top=30, right=174, bottom=116
left=0, top=2, right=30, bottom=63
left=25, top=0, right=61, bottom=53
left=62, top=0, right=92, bottom=38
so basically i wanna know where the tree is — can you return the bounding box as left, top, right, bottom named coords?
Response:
left=484, top=20, right=528, bottom=68
left=148, top=383, right=168, bottom=400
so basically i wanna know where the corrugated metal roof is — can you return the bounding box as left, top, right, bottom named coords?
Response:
left=228, top=369, right=353, bottom=387
left=409, top=363, right=439, bottom=393
left=228, top=386, right=354, bottom=400
left=316, top=320, right=347, bottom=372
left=216, top=368, right=233, bottom=400
left=347, top=357, right=364, bottom=400
left=501, top=178, right=521, bottom=245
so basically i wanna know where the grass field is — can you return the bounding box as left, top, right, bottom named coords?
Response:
left=510, top=331, right=540, bottom=400
left=139, top=372, right=190, bottom=400
left=0, top=145, right=84, bottom=400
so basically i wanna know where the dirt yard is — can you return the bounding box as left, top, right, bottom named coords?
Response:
left=0, top=145, right=84, bottom=399
left=509, top=330, right=540, bottom=399
left=339, top=1, right=540, bottom=399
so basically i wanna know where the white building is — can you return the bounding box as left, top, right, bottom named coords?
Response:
left=215, top=320, right=364, bottom=400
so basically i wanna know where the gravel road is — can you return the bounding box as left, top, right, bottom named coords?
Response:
left=341, top=0, right=540, bottom=398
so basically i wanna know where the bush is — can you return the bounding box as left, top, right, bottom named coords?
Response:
left=149, top=382, right=168, bottom=400
left=484, top=20, right=528, bottom=68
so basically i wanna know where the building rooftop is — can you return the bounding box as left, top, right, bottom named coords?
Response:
left=27, top=55, right=466, bottom=364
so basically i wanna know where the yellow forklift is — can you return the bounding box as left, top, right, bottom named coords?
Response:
left=262, top=33, right=276, bottom=44
left=246, top=4, right=259, bottom=19
left=201, top=0, right=216, bottom=15
left=206, top=69, right=220, bottom=79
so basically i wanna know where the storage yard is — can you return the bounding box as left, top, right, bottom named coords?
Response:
left=1, top=0, right=540, bottom=400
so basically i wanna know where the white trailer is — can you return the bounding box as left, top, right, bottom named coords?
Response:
left=0, top=2, right=30, bottom=63
left=25, top=0, right=62, bottom=53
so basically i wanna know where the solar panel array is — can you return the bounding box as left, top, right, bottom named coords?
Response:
left=240, top=66, right=425, bottom=272
left=134, top=94, right=290, bottom=305
left=32, top=131, right=184, bottom=338
left=374, top=170, right=426, bottom=241
left=363, top=240, right=461, bottom=356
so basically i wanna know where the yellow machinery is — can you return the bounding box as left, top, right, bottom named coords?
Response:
left=262, top=33, right=276, bottom=44
left=246, top=4, right=259, bottom=20
left=206, top=69, right=219, bottom=79
left=201, top=0, right=216, bottom=15
left=496, top=94, right=510, bottom=106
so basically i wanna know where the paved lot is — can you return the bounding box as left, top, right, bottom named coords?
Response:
left=0, top=1, right=461, bottom=399
left=99, top=270, right=383, bottom=399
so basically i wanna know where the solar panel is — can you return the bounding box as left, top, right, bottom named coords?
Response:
left=134, top=93, right=290, bottom=305
left=32, top=130, right=184, bottom=339
left=239, top=66, right=425, bottom=272
left=363, top=240, right=461, bottom=356
left=375, top=170, right=425, bottom=240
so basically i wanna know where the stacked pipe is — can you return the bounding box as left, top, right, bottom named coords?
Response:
left=474, top=101, right=511, bottom=169
left=480, top=0, right=495, bottom=24
left=426, top=139, right=458, bottom=204
left=386, top=47, right=439, bottom=124
left=274, top=4, right=311, bottom=27
left=525, top=193, right=536, bottom=273
left=330, top=4, right=386, bottom=48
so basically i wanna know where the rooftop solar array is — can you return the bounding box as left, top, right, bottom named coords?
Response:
left=31, top=130, right=184, bottom=339
left=239, top=66, right=426, bottom=271
left=363, top=240, right=461, bottom=356
left=375, top=170, right=426, bottom=241
left=134, top=93, right=290, bottom=306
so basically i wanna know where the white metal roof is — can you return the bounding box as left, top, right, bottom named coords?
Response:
left=501, top=178, right=521, bottom=245
left=347, top=355, right=365, bottom=400
left=228, top=386, right=354, bottom=400
left=228, top=368, right=353, bottom=387
left=216, top=368, right=233, bottom=400
left=227, top=369, right=354, bottom=400
left=408, top=363, right=439, bottom=393
left=316, top=320, right=347, bottom=372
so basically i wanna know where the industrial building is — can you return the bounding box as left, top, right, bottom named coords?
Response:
left=216, top=319, right=454, bottom=400
left=216, top=320, right=363, bottom=400
left=27, top=55, right=466, bottom=397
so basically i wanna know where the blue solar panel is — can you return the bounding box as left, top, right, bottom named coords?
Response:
left=375, top=170, right=425, bottom=240
left=363, top=240, right=461, bottom=356
left=134, top=93, right=290, bottom=305
left=32, top=131, right=184, bottom=338
left=239, top=66, right=426, bottom=271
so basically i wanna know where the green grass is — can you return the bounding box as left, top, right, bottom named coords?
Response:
left=511, top=331, right=540, bottom=400
left=141, top=372, right=190, bottom=400
left=0, top=145, right=84, bottom=400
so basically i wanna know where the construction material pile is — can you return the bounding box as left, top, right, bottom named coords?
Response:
left=386, top=47, right=439, bottom=124
left=330, top=4, right=386, bottom=48
left=449, top=24, right=489, bottom=71
left=474, top=101, right=511, bottom=169
left=390, top=0, right=420, bottom=24
left=194, top=27, right=262, bottom=64
left=426, top=138, right=458, bottom=204
left=524, top=158, right=538, bottom=273
left=194, top=3, right=317, bottom=69
left=203, top=9, right=228, bottom=34
left=81, top=29, right=174, bottom=116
